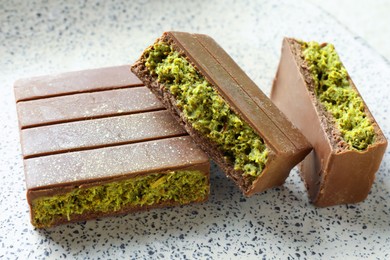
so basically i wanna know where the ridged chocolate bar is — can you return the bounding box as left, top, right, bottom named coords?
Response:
left=132, top=32, right=312, bottom=196
left=271, top=38, right=387, bottom=207
left=15, top=65, right=210, bottom=228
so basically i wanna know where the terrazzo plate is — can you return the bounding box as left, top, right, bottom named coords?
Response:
left=1, top=0, right=389, bottom=259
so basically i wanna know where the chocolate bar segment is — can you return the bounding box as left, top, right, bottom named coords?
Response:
left=17, top=87, right=164, bottom=128
left=21, top=110, right=185, bottom=158
left=15, top=66, right=210, bottom=228
left=132, top=32, right=311, bottom=196
left=271, top=38, right=387, bottom=207
left=14, top=65, right=143, bottom=101
left=25, top=136, right=206, bottom=190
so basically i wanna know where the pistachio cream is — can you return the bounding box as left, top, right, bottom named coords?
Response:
left=301, top=41, right=375, bottom=150
left=32, top=170, right=208, bottom=227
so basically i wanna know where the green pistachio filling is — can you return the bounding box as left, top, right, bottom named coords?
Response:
left=32, top=170, right=208, bottom=228
left=144, top=42, right=268, bottom=181
left=301, top=41, right=375, bottom=150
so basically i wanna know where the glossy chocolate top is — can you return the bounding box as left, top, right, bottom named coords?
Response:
left=14, top=65, right=143, bottom=101
left=15, top=65, right=209, bottom=191
left=17, top=87, right=163, bottom=128
left=25, top=136, right=207, bottom=190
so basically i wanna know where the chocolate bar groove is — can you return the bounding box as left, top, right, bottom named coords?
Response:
left=17, top=86, right=165, bottom=128
left=14, top=65, right=143, bottom=102
left=23, top=133, right=188, bottom=159
left=20, top=107, right=166, bottom=130
left=15, top=84, right=144, bottom=103
left=24, top=136, right=208, bottom=190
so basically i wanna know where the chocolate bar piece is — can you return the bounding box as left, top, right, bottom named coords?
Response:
left=132, top=32, right=312, bottom=196
left=15, top=65, right=210, bottom=228
left=271, top=38, right=387, bottom=207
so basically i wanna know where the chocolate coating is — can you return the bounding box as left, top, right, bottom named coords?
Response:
left=25, top=136, right=207, bottom=190
left=17, top=87, right=164, bottom=128
left=132, top=32, right=312, bottom=196
left=21, top=110, right=186, bottom=158
left=15, top=65, right=210, bottom=227
left=271, top=38, right=387, bottom=207
left=14, top=65, right=142, bottom=101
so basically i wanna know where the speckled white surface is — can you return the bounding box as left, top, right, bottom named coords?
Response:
left=1, top=0, right=389, bottom=259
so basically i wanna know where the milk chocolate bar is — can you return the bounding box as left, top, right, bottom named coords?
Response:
left=132, top=32, right=312, bottom=196
left=15, top=65, right=210, bottom=228
left=271, top=38, right=387, bottom=207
